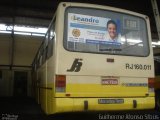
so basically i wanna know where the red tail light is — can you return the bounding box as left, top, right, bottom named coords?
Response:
left=148, top=78, right=155, bottom=88
left=56, top=75, right=66, bottom=91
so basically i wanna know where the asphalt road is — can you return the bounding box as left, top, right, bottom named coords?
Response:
left=0, top=97, right=160, bottom=120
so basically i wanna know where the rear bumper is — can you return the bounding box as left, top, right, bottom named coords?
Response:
left=53, top=97, right=155, bottom=113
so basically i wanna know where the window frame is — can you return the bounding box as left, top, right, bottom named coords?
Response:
left=63, top=7, right=150, bottom=57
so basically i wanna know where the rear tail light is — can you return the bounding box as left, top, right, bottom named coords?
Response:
left=55, top=75, right=66, bottom=92
left=148, top=78, right=155, bottom=88
left=148, top=78, right=155, bottom=92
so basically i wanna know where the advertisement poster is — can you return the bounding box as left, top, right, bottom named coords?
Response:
left=67, top=13, right=121, bottom=46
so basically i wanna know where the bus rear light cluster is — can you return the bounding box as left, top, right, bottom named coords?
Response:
left=148, top=78, right=155, bottom=92
left=55, top=75, right=66, bottom=92
left=148, top=78, right=155, bottom=88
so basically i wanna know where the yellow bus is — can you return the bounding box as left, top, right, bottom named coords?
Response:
left=32, top=2, right=155, bottom=114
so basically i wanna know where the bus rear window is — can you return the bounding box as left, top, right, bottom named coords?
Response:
left=64, top=7, right=149, bottom=57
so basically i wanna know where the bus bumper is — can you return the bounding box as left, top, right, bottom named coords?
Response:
left=54, top=97, right=155, bottom=113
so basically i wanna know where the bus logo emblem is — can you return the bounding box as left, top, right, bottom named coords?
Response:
left=67, top=58, right=83, bottom=72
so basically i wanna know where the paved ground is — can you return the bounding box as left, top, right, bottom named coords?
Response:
left=0, top=97, right=160, bottom=120
left=0, top=97, right=45, bottom=120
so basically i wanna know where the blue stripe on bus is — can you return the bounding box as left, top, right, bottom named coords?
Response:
left=70, top=23, right=106, bottom=31
left=86, top=39, right=121, bottom=45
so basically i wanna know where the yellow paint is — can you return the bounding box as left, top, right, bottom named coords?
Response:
left=46, top=84, right=54, bottom=114
left=39, top=88, right=47, bottom=113
left=55, top=83, right=149, bottom=97
left=40, top=82, right=155, bottom=114
left=52, top=97, right=155, bottom=113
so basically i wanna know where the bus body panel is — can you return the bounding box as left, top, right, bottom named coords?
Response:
left=37, top=62, right=47, bottom=113
left=54, top=2, right=154, bottom=98
left=53, top=97, right=155, bottom=113
left=54, top=49, right=154, bottom=98
left=56, top=51, right=154, bottom=77
left=56, top=76, right=148, bottom=97
left=32, top=2, right=155, bottom=114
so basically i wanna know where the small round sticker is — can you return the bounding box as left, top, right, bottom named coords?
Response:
left=72, top=29, right=80, bottom=37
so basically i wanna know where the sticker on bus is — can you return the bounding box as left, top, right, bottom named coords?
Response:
left=98, top=99, right=124, bottom=104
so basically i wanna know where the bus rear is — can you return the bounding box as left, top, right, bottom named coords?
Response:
left=53, top=2, right=155, bottom=113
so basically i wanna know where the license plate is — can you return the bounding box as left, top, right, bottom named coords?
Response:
left=98, top=99, right=124, bottom=104
left=101, top=79, right=118, bottom=85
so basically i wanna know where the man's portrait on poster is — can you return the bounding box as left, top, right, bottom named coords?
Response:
left=104, top=20, right=121, bottom=42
